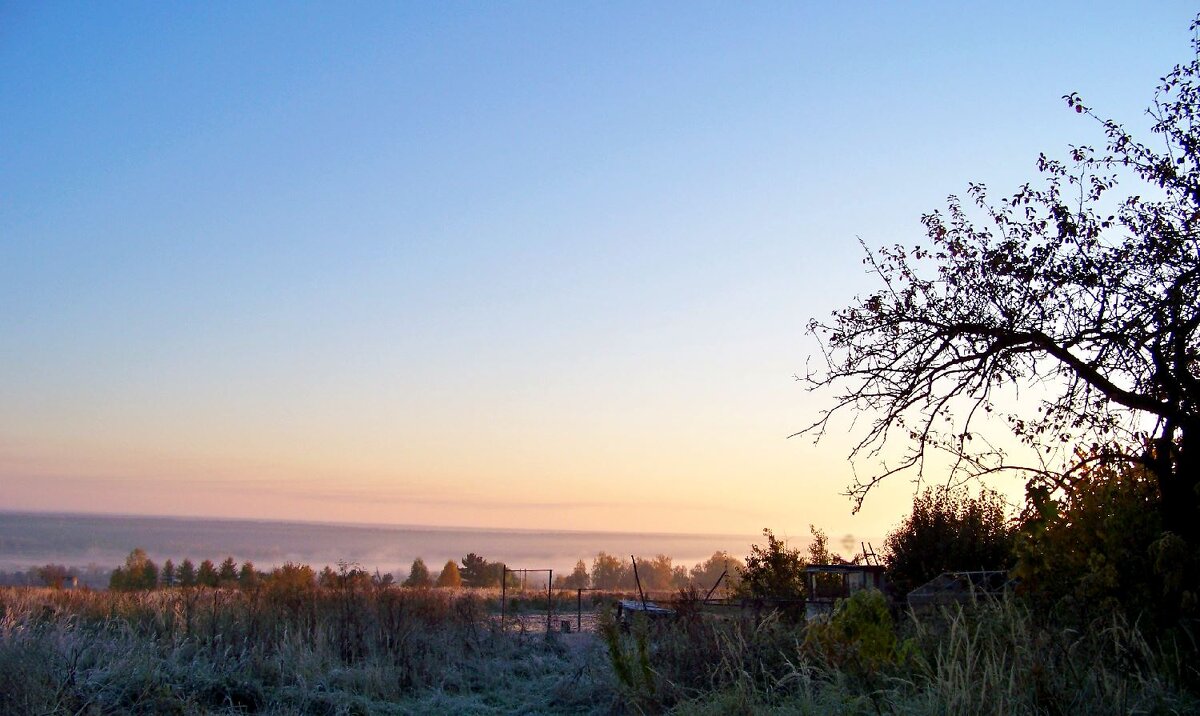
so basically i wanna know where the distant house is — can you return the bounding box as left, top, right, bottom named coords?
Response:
left=804, top=563, right=887, bottom=620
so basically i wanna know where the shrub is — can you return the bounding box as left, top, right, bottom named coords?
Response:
left=884, top=486, right=1015, bottom=597
left=740, top=528, right=806, bottom=600
left=805, top=589, right=913, bottom=676
left=1014, top=461, right=1196, bottom=629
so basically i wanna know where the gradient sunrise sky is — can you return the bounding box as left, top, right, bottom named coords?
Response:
left=1, top=2, right=1194, bottom=541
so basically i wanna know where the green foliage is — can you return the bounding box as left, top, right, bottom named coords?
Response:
left=237, top=561, right=259, bottom=589
left=402, top=557, right=431, bottom=588
left=317, top=562, right=373, bottom=592
left=1015, top=461, right=1197, bottom=628
left=110, top=549, right=158, bottom=591
left=808, top=525, right=851, bottom=596
left=217, top=557, right=238, bottom=585
left=459, top=552, right=497, bottom=587
left=599, top=608, right=656, bottom=705
left=159, top=559, right=175, bottom=587
left=196, top=559, right=218, bottom=588
left=806, top=589, right=913, bottom=676
left=454, top=552, right=513, bottom=588
left=613, top=591, right=1199, bottom=715
left=740, top=528, right=806, bottom=599
left=177, top=559, right=195, bottom=588
left=900, top=596, right=1200, bottom=716
left=485, top=561, right=512, bottom=588
left=884, top=486, right=1015, bottom=597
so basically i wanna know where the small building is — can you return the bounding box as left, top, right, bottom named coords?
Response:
left=804, top=563, right=887, bottom=620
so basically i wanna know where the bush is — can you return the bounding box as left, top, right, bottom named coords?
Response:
left=740, top=528, right=806, bottom=600
left=805, top=589, right=913, bottom=677
left=884, top=486, right=1015, bottom=597
left=647, top=593, right=1200, bottom=715
left=1014, top=461, right=1197, bottom=630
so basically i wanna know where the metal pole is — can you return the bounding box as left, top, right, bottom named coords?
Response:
left=546, top=569, right=553, bottom=633
left=703, top=569, right=727, bottom=603
left=631, top=555, right=646, bottom=611
left=501, top=565, right=506, bottom=629
left=577, top=588, right=582, bottom=632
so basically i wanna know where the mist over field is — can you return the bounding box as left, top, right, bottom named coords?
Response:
left=0, top=511, right=754, bottom=577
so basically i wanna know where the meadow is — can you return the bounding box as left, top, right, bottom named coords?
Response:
left=0, top=584, right=612, bottom=715
left=2, top=582, right=1197, bottom=715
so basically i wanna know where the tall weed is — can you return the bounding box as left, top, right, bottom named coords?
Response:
left=0, top=586, right=611, bottom=715
left=621, top=593, right=1200, bottom=715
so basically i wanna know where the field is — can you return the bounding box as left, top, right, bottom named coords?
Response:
left=0, top=585, right=616, bottom=715
left=2, top=584, right=1198, bottom=715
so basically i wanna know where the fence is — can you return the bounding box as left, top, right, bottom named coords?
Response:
left=497, top=557, right=741, bottom=634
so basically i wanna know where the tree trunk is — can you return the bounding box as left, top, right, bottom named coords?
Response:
left=1147, top=428, right=1200, bottom=625
left=1158, top=426, right=1198, bottom=537
left=1157, top=447, right=1199, bottom=545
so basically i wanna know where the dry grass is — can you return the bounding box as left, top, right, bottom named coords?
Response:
left=4, top=586, right=1197, bottom=714
left=0, top=586, right=614, bottom=715
left=641, top=594, right=1200, bottom=715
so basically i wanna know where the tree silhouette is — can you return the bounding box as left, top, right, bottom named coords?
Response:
left=36, top=564, right=71, bottom=590
left=740, top=529, right=805, bottom=599
left=196, top=559, right=218, bottom=588
left=590, top=552, right=627, bottom=590
left=803, top=21, right=1200, bottom=565
left=111, top=548, right=158, bottom=591
left=457, top=553, right=496, bottom=587
left=178, top=559, right=196, bottom=587
left=238, top=561, right=259, bottom=589
left=218, top=557, right=238, bottom=586
left=884, top=486, right=1014, bottom=597
left=403, top=558, right=432, bottom=588
left=554, top=560, right=591, bottom=589
left=689, top=551, right=744, bottom=594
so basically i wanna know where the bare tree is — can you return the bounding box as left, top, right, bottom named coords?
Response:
left=802, top=20, right=1200, bottom=551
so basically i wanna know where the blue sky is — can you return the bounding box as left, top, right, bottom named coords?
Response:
left=1, top=2, right=1195, bottom=541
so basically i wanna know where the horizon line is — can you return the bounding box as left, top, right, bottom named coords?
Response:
left=0, top=507, right=762, bottom=542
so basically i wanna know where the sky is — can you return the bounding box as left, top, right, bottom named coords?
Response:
left=1, top=2, right=1196, bottom=545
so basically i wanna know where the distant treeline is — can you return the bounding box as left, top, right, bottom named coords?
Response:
left=401, top=551, right=745, bottom=592
left=10, top=548, right=748, bottom=594
left=0, top=564, right=110, bottom=590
